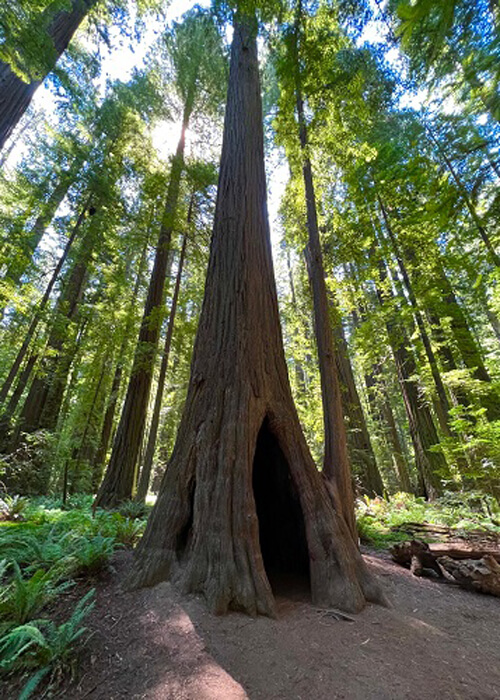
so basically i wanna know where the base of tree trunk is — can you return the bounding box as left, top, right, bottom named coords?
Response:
left=126, top=413, right=386, bottom=616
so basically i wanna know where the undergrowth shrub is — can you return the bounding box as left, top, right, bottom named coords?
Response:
left=357, top=491, right=500, bottom=548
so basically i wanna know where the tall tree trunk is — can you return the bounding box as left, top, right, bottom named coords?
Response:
left=14, top=228, right=93, bottom=438
left=426, top=127, right=500, bottom=267
left=95, top=107, right=192, bottom=508
left=0, top=198, right=90, bottom=407
left=377, top=196, right=453, bottom=436
left=332, top=319, right=384, bottom=497
left=92, top=239, right=150, bottom=490
left=71, top=358, right=107, bottom=492
left=292, top=10, right=356, bottom=538
left=126, top=14, right=384, bottom=616
left=136, top=226, right=189, bottom=503
left=376, top=260, right=447, bottom=499
left=430, top=258, right=500, bottom=420
left=0, top=0, right=95, bottom=150
left=4, top=160, right=81, bottom=287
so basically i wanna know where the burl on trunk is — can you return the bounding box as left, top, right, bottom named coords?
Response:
left=127, top=14, right=384, bottom=616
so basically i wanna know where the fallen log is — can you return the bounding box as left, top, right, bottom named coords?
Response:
left=437, top=555, right=500, bottom=597
left=390, top=540, right=500, bottom=597
left=391, top=540, right=500, bottom=566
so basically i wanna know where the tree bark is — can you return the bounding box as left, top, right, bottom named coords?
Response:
left=292, top=9, right=356, bottom=538
left=94, top=107, right=192, bottom=508
left=92, top=238, right=150, bottom=490
left=14, top=241, right=90, bottom=437
left=136, top=219, right=190, bottom=503
left=0, top=0, right=95, bottom=150
left=377, top=196, right=453, bottom=436
left=332, top=319, right=384, bottom=497
left=127, top=14, right=385, bottom=617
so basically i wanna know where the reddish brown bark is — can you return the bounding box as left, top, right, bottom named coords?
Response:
left=127, top=15, right=384, bottom=616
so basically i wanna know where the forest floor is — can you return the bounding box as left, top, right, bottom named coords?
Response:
left=29, top=547, right=500, bottom=700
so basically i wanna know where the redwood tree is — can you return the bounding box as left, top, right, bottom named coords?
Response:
left=128, top=12, right=384, bottom=617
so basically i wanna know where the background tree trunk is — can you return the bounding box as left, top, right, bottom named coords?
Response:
left=0, top=0, right=95, bottom=150
left=95, top=111, right=191, bottom=508
left=136, top=223, right=189, bottom=503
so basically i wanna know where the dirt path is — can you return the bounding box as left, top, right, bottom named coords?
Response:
left=42, top=550, right=500, bottom=699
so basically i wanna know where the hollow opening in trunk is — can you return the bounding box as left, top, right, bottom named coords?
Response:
left=252, top=417, right=310, bottom=601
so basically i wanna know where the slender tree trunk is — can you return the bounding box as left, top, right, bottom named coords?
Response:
left=14, top=228, right=93, bottom=438
left=377, top=196, right=453, bottom=435
left=0, top=0, right=95, bottom=150
left=426, top=127, right=500, bottom=267
left=379, top=390, right=413, bottom=493
left=0, top=198, right=90, bottom=406
left=136, top=225, right=190, bottom=503
left=376, top=260, right=447, bottom=499
left=430, top=258, right=500, bottom=420
left=292, top=11, right=356, bottom=538
left=127, top=14, right=385, bottom=616
left=4, top=162, right=80, bottom=286
left=332, top=319, right=384, bottom=497
left=95, top=106, right=192, bottom=508
left=71, top=358, right=107, bottom=492
left=92, top=237, right=150, bottom=490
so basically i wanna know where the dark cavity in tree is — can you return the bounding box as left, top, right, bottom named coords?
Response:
left=252, top=417, right=310, bottom=598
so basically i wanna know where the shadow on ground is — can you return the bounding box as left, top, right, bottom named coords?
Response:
left=43, top=549, right=500, bottom=699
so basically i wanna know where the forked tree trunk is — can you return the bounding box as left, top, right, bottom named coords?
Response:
left=0, top=0, right=95, bottom=150
left=127, top=15, right=384, bottom=617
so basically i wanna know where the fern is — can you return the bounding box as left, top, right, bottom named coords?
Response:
left=68, top=535, right=115, bottom=575
left=0, top=563, right=73, bottom=624
left=0, top=589, right=95, bottom=698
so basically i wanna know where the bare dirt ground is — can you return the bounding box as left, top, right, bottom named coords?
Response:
left=14, top=549, right=500, bottom=699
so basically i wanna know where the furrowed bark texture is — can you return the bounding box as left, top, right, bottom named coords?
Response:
left=128, top=16, right=384, bottom=617
left=0, top=0, right=95, bottom=150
